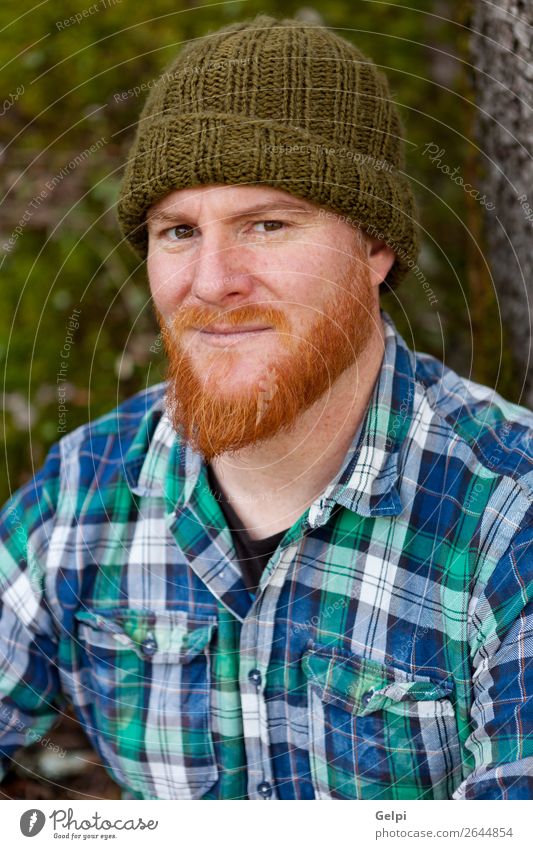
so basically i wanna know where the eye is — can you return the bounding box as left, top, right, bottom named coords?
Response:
left=165, top=224, right=197, bottom=240
left=252, top=220, right=285, bottom=233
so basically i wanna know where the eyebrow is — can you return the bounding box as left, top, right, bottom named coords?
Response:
left=146, top=200, right=316, bottom=227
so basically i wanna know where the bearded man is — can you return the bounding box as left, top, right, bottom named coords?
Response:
left=0, top=15, right=532, bottom=801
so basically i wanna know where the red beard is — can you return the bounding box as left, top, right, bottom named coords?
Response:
left=159, top=257, right=374, bottom=461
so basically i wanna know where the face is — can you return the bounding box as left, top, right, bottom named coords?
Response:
left=146, top=184, right=393, bottom=461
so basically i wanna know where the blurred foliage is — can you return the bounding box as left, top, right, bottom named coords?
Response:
left=0, top=0, right=518, bottom=503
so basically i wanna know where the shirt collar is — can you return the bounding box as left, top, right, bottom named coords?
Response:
left=122, top=390, right=173, bottom=497
left=307, top=310, right=416, bottom=524
left=123, top=310, right=416, bottom=521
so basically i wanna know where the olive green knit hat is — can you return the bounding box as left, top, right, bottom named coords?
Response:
left=117, top=14, right=419, bottom=288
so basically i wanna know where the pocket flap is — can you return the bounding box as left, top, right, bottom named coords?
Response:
left=74, top=608, right=217, bottom=663
left=302, top=642, right=454, bottom=716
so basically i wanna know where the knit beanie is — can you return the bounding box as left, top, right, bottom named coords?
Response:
left=117, top=14, right=419, bottom=288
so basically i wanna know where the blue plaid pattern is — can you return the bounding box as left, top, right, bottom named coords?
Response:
left=0, top=310, right=532, bottom=799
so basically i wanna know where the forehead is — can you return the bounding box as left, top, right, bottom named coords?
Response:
left=147, top=183, right=320, bottom=217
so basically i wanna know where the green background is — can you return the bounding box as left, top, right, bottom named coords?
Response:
left=0, top=0, right=515, bottom=504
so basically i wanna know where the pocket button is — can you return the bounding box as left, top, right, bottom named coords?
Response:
left=361, top=689, right=374, bottom=707
left=140, top=633, right=158, bottom=657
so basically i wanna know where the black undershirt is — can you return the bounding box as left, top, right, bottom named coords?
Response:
left=206, top=464, right=288, bottom=595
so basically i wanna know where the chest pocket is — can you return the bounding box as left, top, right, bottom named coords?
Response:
left=74, top=608, right=218, bottom=800
left=302, top=643, right=462, bottom=800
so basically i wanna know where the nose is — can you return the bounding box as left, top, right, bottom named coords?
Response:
left=190, top=233, right=254, bottom=305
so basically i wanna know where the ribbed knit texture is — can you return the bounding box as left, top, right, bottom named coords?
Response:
left=117, top=14, right=419, bottom=288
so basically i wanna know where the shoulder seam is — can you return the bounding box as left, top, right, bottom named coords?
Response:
left=415, top=376, right=533, bottom=505
left=58, top=383, right=166, bottom=450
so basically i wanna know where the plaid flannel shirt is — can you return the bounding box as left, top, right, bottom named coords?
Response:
left=1, top=310, right=532, bottom=800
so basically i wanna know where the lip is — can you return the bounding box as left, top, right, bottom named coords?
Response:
left=194, top=326, right=273, bottom=346
left=198, top=324, right=272, bottom=334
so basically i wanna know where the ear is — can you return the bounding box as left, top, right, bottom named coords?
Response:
left=365, top=236, right=396, bottom=288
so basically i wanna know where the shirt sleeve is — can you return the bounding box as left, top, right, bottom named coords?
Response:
left=0, top=443, right=65, bottom=782
left=453, top=519, right=533, bottom=799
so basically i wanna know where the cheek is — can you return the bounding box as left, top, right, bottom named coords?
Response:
left=275, top=246, right=345, bottom=302
left=147, top=251, right=188, bottom=315
left=285, top=278, right=335, bottom=327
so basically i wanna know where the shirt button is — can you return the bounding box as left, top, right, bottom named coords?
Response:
left=140, top=634, right=158, bottom=657
left=248, top=668, right=262, bottom=687
left=361, top=689, right=374, bottom=707
left=257, top=781, right=272, bottom=799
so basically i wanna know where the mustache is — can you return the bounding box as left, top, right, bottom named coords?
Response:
left=161, top=303, right=291, bottom=336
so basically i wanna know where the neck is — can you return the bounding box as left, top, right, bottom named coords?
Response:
left=209, top=315, right=385, bottom=536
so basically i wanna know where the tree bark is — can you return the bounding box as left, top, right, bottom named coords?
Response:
left=471, top=0, right=533, bottom=406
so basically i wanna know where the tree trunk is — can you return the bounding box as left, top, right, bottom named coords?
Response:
left=471, top=0, right=533, bottom=407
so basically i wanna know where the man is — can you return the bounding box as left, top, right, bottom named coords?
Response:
left=0, top=14, right=532, bottom=801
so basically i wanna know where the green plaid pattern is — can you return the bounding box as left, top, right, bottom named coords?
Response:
left=0, top=310, right=532, bottom=799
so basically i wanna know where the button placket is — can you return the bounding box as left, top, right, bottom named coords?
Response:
left=239, top=542, right=300, bottom=800
left=257, top=780, right=273, bottom=799
left=248, top=668, right=262, bottom=687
